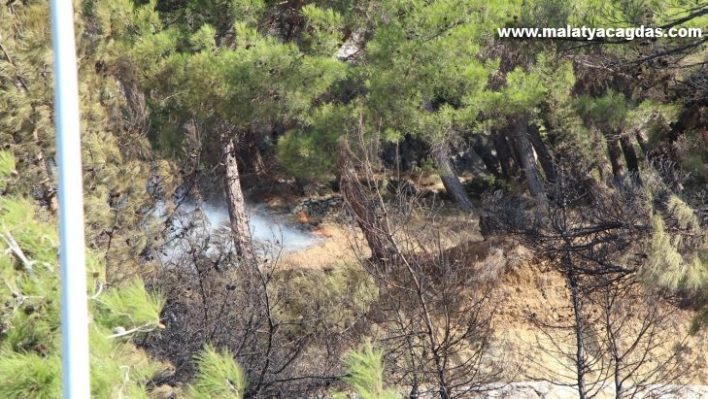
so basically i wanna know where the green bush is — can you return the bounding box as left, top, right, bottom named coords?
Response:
left=332, top=342, right=400, bottom=399
left=189, top=346, right=247, bottom=399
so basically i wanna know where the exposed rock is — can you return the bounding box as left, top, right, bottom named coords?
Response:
left=291, top=195, right=346, bottom=225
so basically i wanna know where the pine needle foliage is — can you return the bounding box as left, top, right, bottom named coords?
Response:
left=120, top=1, right=350, bottom=182
left=93, top=279, right=165, bottom=333
left=575, top=90, right=631, bottom=132
left=0, top=152, right=15, bottom=192
left=1, top=1, right=176, bottom=283
left=644, top=195, right=708, bottom=293
left=0, top=153, right=170, bottom=398
left=188, top=346, right=247, bottom=399
left=0, top=351, right=61, bottom=399
left=332, top=342, right=401, bottom=399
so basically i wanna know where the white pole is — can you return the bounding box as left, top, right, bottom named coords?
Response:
left=50, top=1, right=91, bottom=398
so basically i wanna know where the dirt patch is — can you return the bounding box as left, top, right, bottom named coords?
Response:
left=489, top=256, right=708, bottom=386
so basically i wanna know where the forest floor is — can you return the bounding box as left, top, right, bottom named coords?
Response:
left=270, top=201, right=708, bottom=395
left=240, top=173, right=708, bottom=395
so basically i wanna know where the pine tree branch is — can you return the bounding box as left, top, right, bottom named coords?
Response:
left=106, top=323, right=159, bottom=339
left=657, top=6, right=708, bottom=30
left=2, top=232, right=35, bottom=274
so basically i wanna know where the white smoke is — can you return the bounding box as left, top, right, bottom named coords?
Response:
left=154, top=200, right=322, bottom=265
left=199, top=202, right=322, bottom=251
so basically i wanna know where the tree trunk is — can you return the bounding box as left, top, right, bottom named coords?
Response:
left=612, top=337, right=624, bottom=399
left=431, top=141, right=475, bottom=213
left=591, top=129, right=612, bottom=186
left=528, top=123, right=556, bottom=183
left=620, top=134, right=641, bottom=185
left=511, top=117, right=546, bottom=202
left=224, top=137, right=253, bottom=259
left=620, top=135, right=639, bottom=173
left=338, top=143, right=398, bottom=266
left=492, top=129, right=517, bottom=181
left=606, top=135, right=625, bottom=179
left=635, top=129, right=649, bottom=154
left=471, top=135, right=501, bottom=177
left=567, top=269, right=588, bottom=399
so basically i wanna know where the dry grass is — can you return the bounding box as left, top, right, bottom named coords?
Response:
left=278, top=221, right=364, bottom=271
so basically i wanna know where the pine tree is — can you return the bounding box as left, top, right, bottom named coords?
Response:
left=120, top=3, right=347, bottom=256
left=0, top=1, right=176, bottom=283
left=0, top=152, right=169, bottom=398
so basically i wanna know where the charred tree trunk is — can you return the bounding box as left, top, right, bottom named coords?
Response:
left=635, top=129, right=649, bottom=154
left=609, top=317, right=625, bottom=399
left=224, top=137, right=253, bottom=259
left=606, top=134, right=625, bottom=179
left=510, top=117, right=546, bottom=202
left=528, top=123, right=556, bottom=183
left=472, top=135, right=501, bottom=177
left=620, top=134, right=641, bottom=185
left=568, top=269, right=589, bottom=399
left=431, top=141, right=475, bottom=213
left=561, top=253, right=591, bottom=399
left=492, top=129, right=517, bottom=181
left=381, top=135, right=427, bottom=172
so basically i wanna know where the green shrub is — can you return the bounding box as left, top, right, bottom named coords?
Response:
left=189, top=346, right=247, bottom=399
left=332, top=342, right=400, bottom=399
